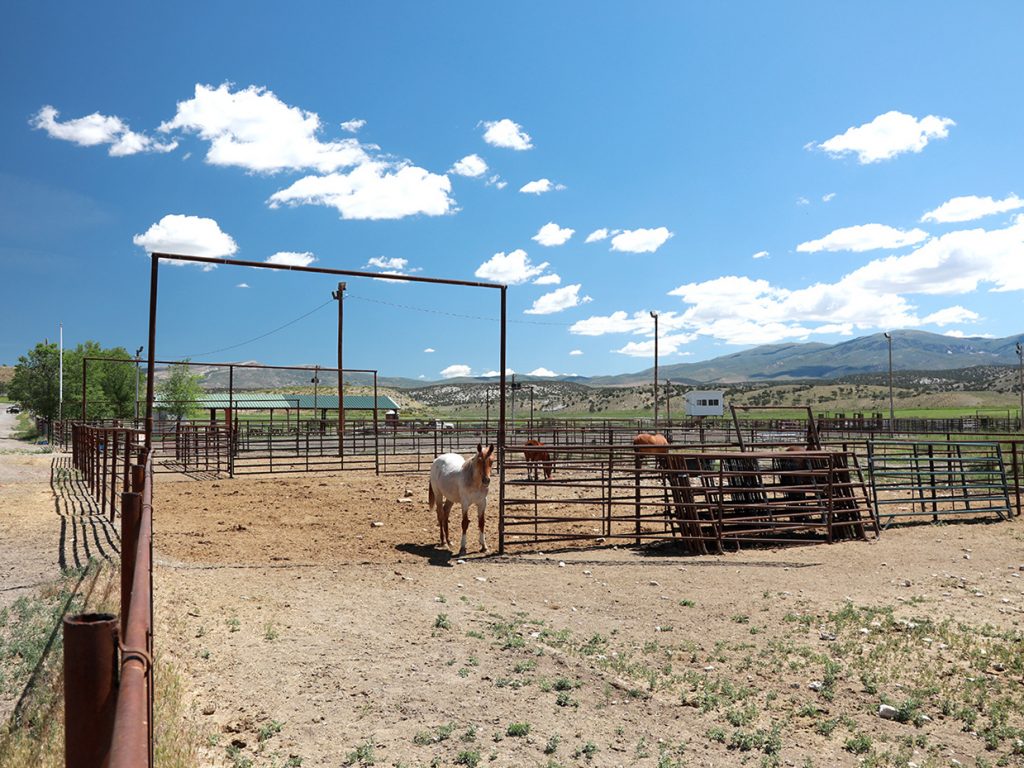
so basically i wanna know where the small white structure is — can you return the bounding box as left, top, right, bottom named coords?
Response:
left=684, top=389, right=725, bottom=417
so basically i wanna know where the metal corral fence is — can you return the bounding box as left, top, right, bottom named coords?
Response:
left=64, top=427, right=154, bottom=767
left=867, top=440, right=1014, bottom=526
left=500, top=441, right=877, bottom=552
left=55, top=417, right=1024, bottom=514
left=70, top=424, right=145, bottom=520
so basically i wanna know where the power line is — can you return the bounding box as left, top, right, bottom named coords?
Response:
left=175, top=287, right=574, bottom=362
left=178, top=298, right=336, bottom=359
left=346, top=292, right=575, bottom=327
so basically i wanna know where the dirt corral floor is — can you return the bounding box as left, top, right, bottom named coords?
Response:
left=149, top=469, right=1024, bottom=768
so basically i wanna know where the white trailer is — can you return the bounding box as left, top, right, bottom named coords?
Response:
left=684, top=390, right=725, bottom=417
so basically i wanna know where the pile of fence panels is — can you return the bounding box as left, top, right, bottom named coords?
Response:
left=500, top=444, right=876, bottom=552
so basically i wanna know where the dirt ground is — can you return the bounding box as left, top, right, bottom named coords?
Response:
left=5, top=453, right=1024, bottom=766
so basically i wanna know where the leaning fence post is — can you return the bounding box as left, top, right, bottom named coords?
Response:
left=64, top=612, right=118, bottom=768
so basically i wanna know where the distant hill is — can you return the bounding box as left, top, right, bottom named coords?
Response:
left=156, top=330, right=1023, bottom=393
left=593, top=330, right=1024, bottom=385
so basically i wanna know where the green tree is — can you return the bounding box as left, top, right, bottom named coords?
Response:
left=10, top=340, right=137, bottom=421
left=9, top=342, right=60, bottom=420
left=156, top=361, right=203, bottom=420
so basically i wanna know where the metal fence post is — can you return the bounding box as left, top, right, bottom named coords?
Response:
left=64, top=612, right=118, bottom=768
left=120, top=492, right=142, bottom=639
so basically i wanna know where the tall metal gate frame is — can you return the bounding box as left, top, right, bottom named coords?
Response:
left=141, top=252, right=510, bottom=547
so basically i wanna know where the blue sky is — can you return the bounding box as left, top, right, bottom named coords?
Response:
left=2, top=2, right=1023, bottom=380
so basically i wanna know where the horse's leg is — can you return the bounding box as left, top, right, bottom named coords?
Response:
left=442, top=500, right=454, bottom=548
left=433, top=489, right=446, bottom=547
left=478, top=499, right=488, bottom=552
left=458, top=503, right=470, bottom=557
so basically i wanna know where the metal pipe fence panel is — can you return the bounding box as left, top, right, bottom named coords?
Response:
left=500, top=443, right=875, bottom=553
left=867, top=440, right=1012, bottom=526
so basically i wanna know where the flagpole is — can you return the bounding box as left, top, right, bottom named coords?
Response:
left=59, top=322, right=64, bottom=424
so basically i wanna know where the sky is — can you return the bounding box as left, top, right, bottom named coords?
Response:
left=2, top=2, right=1023, bottom=381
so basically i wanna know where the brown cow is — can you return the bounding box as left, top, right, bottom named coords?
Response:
left=523, top=439, right=555, bottom=480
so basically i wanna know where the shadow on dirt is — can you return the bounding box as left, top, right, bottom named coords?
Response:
left=395, top=542, right=464, bottom=567
left=50, top=456, right=120, bottom=571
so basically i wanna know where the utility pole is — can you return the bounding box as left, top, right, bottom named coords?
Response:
left=884, top=332, right=894, bottom=435
left=333, top=282, right=346, bottom=461
left=134, top=346, right=143, bottom=423
left=650, top=311, right=659, bottom=430
left=1017, top=341, right=1023, bottom=432
left=58, top=319, right=63, bottom=428
left=510, top=374, right=517, bottom=434
left=312, top=365, right=320, bottom=421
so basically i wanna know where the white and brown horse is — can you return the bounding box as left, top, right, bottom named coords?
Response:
left=429, top=443, right=495, bottom=556
left=523, top=439, right=555, bottom=480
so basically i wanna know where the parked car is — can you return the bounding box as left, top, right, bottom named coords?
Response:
left=6, top=405, right=21, bottom=414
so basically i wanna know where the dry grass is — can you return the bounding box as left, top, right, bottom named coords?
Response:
left=0, top=562, right=200, bottom=768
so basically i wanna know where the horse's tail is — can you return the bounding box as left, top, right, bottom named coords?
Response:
left=428, top=481, right=435, bottom=507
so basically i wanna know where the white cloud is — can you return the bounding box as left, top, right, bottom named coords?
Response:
left=440, top=364, right=472, bottom=379
left=237, top=283, right=250, bottom=288
left=752, top=250, right=770, bottom=260
left=267, top=160, right=454, bottom=220
left=486, top=174, right=507, bottom=189
left=365, top=256, right=408, bottom=270
left=519, top=178, right=565, bottom=195
left=815, top=110, right=955, bottom=164
left=921, top=194, right=1024, bottom=224
left=160, top=84, right=454, bottom=221
left=423, top=347, right=435, bottom=353
left=614, top=333, right=696, bottom=358
left=481, top=368, right=515, bottom=377
left=533, top=273, right=562, bottom=285
left=265, top=251, right=316, bottom=267
left=362, top=255, right=421, bottom=281
left=340, top=118, right=366, bottom=133
left=822, top=192, right=836, bottom=203
left=132, top=214, right=237, bottom=263
left=585, top=228, right=609, bottom=243
left=570, top=310, right=658, bottom=336
left=160, top=83, right=368, bottom=173
left=524, top=284, right=592, bottom=315
left=844, top=216, right=1024, bottom=295
left=921, top=306, right=980, bottom=326
left=474, top=249, right=549, bottom=285
left=610, top=227, right=673, bottom=253
left=532, top=222, right=575, bottom=247
left=796, top=223, right=929, bottom=253
left=450, top=154, right=488, bottom=178
left=796, top=196, right=810, bottom=206
left=569, top=349, right=583, bottom=356
left=528, top=367, right=559, bottom=377
left=569, top=216, right=1024, bottom=347
left=481, top=118, right=532, bottom=150
left=32, top=105, right=177, bottom=156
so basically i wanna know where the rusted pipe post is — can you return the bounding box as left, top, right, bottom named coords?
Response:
left=120, top=492, right=142, bottom=639
left=132, top=463, right=145, bottom=494
left=64, top=612, right=118, bottom=768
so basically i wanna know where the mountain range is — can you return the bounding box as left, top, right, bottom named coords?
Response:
left=172, top=330, right=1024, bottom=390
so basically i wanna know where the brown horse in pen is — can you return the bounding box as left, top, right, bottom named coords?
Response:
left=523, top=439, right=555, bottom=480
